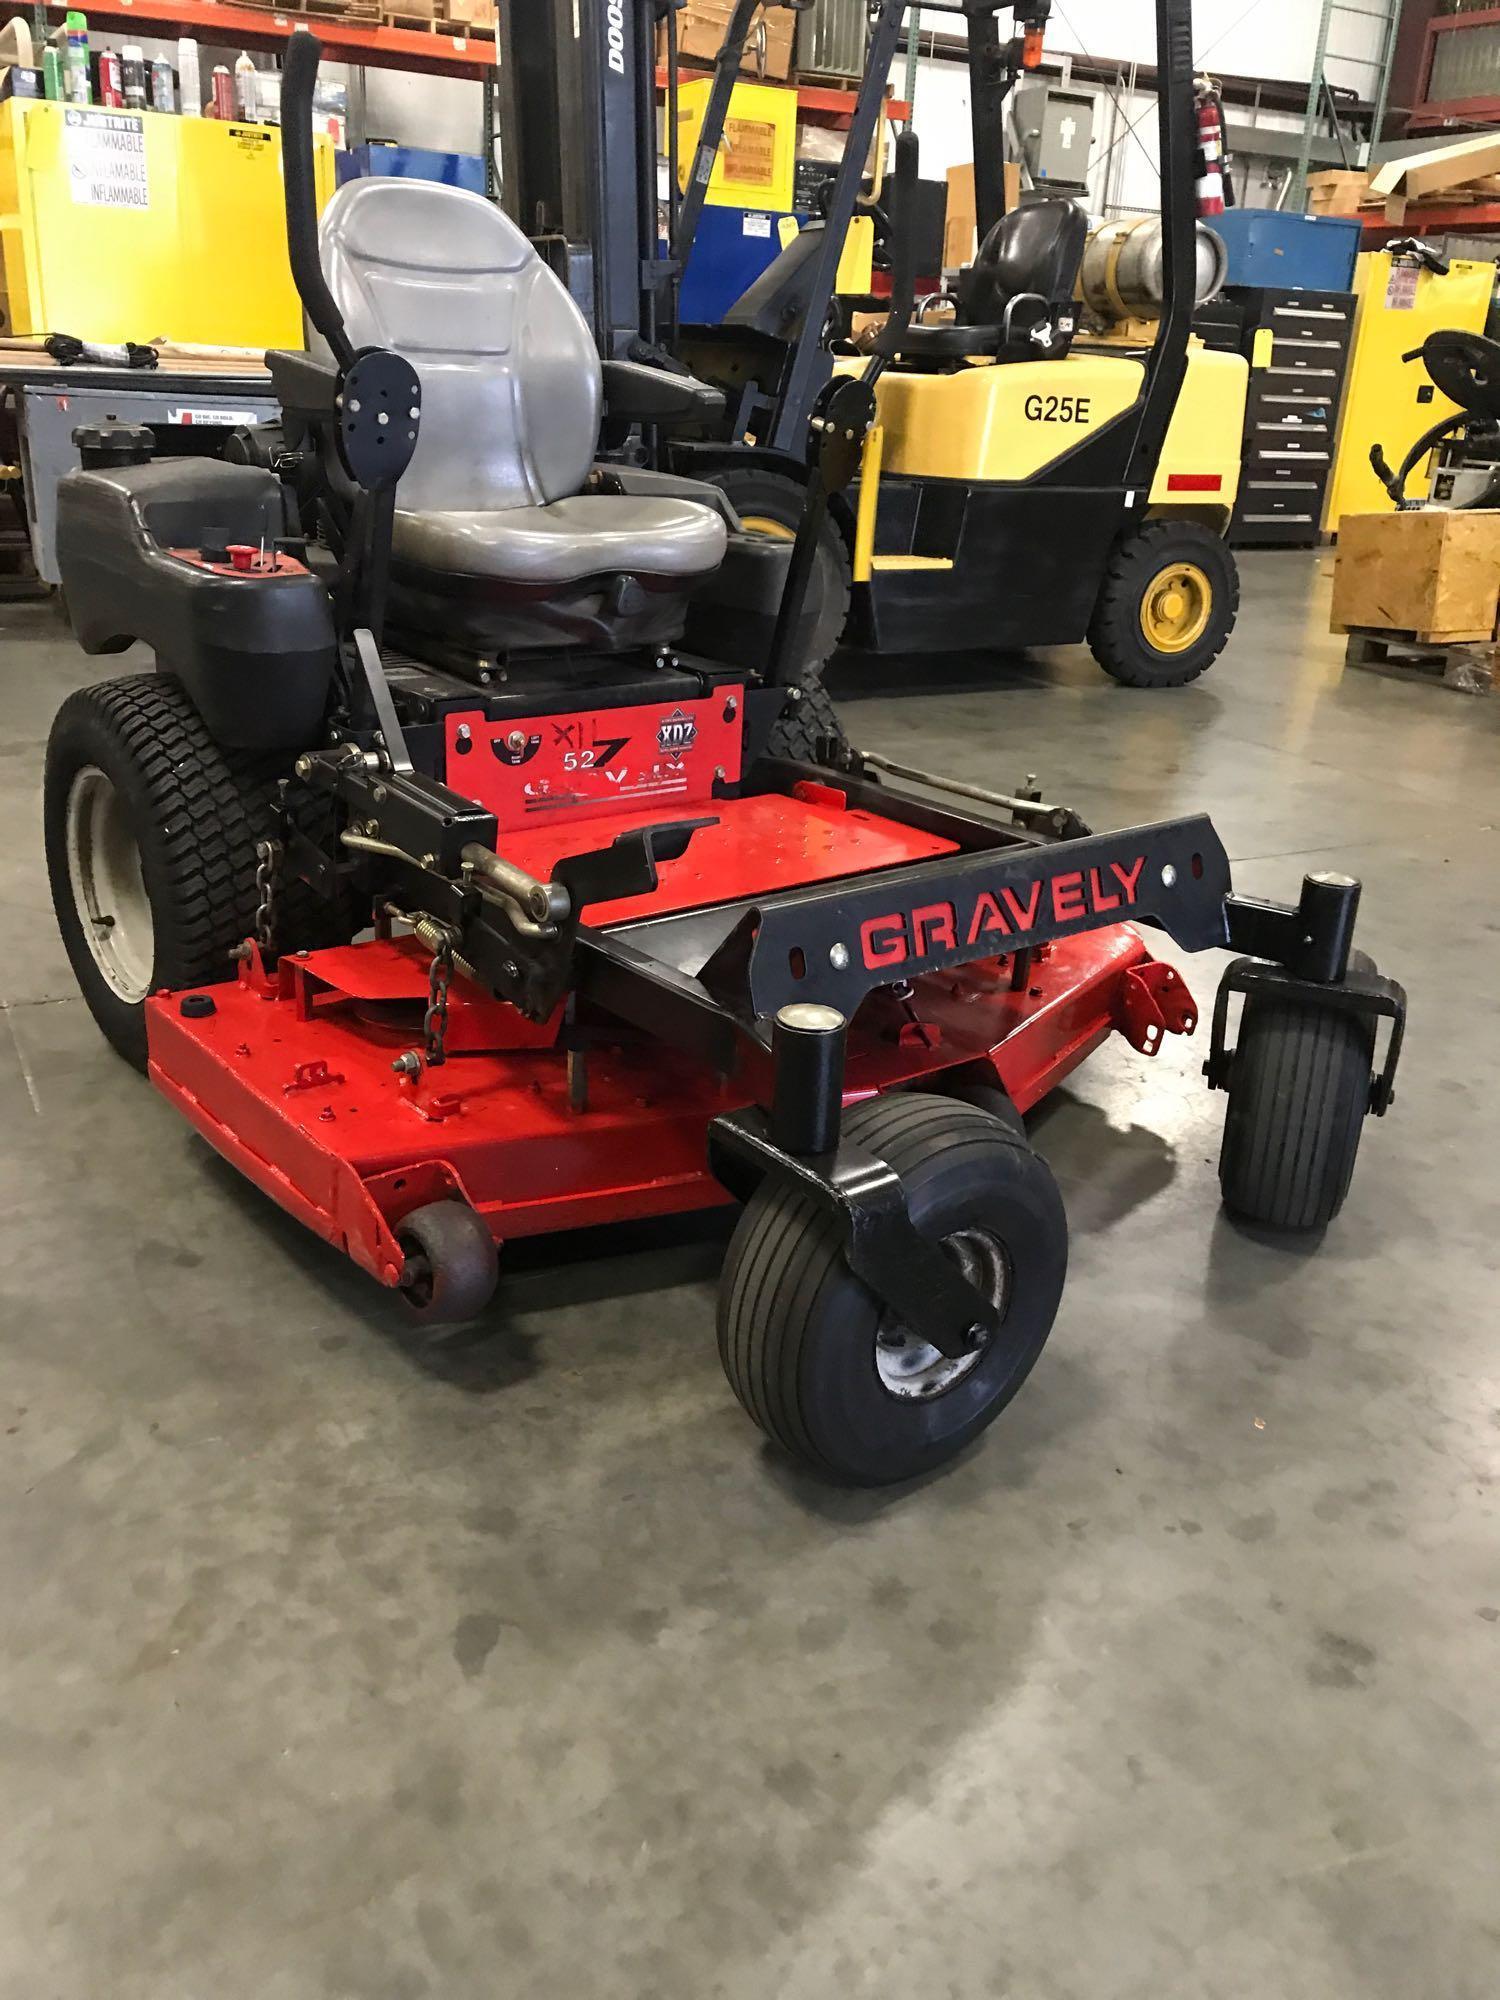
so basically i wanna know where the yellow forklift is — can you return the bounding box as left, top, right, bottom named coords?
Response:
left=663, top=0, right=1248, bottom=687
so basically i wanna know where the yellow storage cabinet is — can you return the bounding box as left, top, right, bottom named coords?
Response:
left=0, top=101, right=335, bottom=346
left=675, top=76, right=797, bottom=214
left=1324, top=250, right=1494, bottom=531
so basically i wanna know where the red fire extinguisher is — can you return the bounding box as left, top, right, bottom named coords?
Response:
left=1196, top=81, right=1228, bottom=217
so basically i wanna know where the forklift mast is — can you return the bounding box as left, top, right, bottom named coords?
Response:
left=501, top=0, right=1199, bottom=479
left=499, top=0, right=662, bottom=358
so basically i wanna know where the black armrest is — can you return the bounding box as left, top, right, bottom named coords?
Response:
left=600, top=359, right=725, bottom=426
left=267, top=349, right=340, bottom=418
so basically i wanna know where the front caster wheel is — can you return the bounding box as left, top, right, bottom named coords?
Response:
left=396, top=1201, right=500, bottom=1327
left=1218, top=997, right=1374, bottom=1231
left=716, top=1095, right=1068, bottom=1486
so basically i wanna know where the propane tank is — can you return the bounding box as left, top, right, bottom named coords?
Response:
left=1079, top=215, right=1230, bottom=323
left=1195, top=81, right=1227, bottom=217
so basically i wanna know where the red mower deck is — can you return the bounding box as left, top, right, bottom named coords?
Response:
left=148, top=918, right=1193, bottom=1292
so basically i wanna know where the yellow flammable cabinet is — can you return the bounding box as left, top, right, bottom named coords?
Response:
left=1324, top=249, right=1494, bottom=531
left=675, top=76, right=797, bottom=214
left=0, top=102, right=335, bottom=346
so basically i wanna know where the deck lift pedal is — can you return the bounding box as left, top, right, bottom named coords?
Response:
left=42, top=29, right=1405, bottom=1485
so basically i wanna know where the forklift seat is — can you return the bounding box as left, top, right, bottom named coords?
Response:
left=894, top=197, right=1087, bottom=367
left=966, top=198, right=1088, bottom=328
left=317, top=179, right=728, bottom=591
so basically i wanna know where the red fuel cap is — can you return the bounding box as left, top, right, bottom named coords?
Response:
left=225, top=543, right=258, bottom=572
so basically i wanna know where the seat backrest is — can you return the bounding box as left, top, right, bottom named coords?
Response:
left=965, top=198, right=1087, bottom=325
left=318, top=178, right=601, bottom=515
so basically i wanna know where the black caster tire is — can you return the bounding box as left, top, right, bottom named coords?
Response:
left=1218, top=997, right=1374, bottom=1231
left=704, top=463, right=852, bottom=666
left=44, top=674, right=351, bottom=1072
left=395, top=1201, right=500, bottom=1327
left=717, top=1095, right=1068, bottom=1486
left=1087, top=519, right=1239, bottom=688
left=937, top=1077, right=1028, bottom=1140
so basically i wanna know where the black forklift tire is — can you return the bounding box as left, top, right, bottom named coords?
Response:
left=395, top=1201, right=500, bottom=1327
left=1087, top=519, right=1239, bottom=688
left=717, top=1095, right=1067, bottom=1486
left=705, top=464, right=853, bottom=665
left=44, top=673, right=351, bottom=1072
left=1218, top=998, right=1374, bottom=1232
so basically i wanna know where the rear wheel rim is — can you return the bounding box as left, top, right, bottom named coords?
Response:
left=1140, top=560, right=1212, bottom=654
left=874, top=1226, right=1013, bottom=1401
left=65, top=765, right=154, bottom=1003
left=739, top=512, right=796, bottom=542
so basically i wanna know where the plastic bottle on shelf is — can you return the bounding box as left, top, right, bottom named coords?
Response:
left=42, top=43, right=63, bottom=101
left=97, top=45, right=122, bottom=106
left=178, top=37, right=201, bottom=117
left=150, top=54, right=174, bottom=112
left=121, top=44, right=147, bottom=110
left=210, top=63, right=233, bottom=120
left=63, top=11, right=90, bottom=105
left=234, top=49, right=256, bottom=121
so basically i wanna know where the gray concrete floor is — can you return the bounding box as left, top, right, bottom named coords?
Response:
left=2, top=553, right=1497, bottom=2000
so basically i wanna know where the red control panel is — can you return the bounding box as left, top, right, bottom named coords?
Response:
left=168, top=545, right=310, bottom=578
left=444, top=688, right=745, bottom=833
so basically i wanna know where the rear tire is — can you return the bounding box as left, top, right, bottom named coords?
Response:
left=1088, top=519, right=1239, bottom=688
left=1218, top=998, right=1373, bottom=1231
left=717, top=1095, right=1067, bottom=1485
left=765, top=674, right=849, bottom=765
left=44, top=673, right=351, bottom=1071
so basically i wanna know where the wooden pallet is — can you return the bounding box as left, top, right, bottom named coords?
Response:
left=380, top=8, right=493, bottom=34
left=1344, top=627, right=1498, bottom=696
left=236, top=0, right=382, bottom=17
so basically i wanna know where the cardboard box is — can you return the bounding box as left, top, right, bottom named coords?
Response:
left=1331, top=510, right=1500, bottom=643
left=669, top=0, right=794, bottom=80
left=942, top=160, right=1022, bottom=269
left=1306, top=169, right=1373, bottom=217
left=446, top=0, right=497, bottom=29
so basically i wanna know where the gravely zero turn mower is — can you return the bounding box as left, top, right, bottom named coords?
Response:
left=43, top=38, right=1406, bottom=1485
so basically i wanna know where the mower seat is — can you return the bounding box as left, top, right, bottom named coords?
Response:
left=317, top=179, right=728, bottom=645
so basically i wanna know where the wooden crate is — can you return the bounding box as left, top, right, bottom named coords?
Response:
left=1331, top=509, right=1500, bottom=645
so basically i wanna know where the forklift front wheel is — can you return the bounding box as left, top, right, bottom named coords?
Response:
left=706, top=464, right=852, bottom=665
left=716, top=1095, right=1067, bottom=1486
left=1218, top=998, right=1375, bottom=1232
left=1088, top=520, right=1239, bottom=688
left=395, top=1201, right=500, bottom=1328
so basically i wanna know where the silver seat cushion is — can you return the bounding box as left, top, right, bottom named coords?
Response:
left=317, top=180, right=727, bottom=587
left=394, top=494, right=725, bottom=586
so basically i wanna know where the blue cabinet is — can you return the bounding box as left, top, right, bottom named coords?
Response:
left=1211, top=208, right=1361, bottom=295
